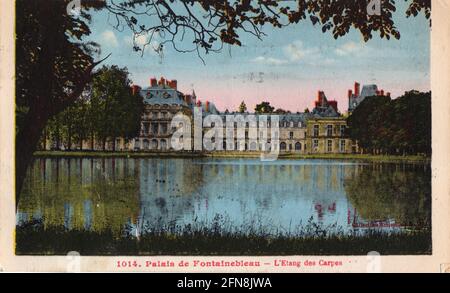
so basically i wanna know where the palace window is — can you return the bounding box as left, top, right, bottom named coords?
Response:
left=289, top=131, right=294, bottom=139
left=327, top=125, right=333, bottom=137
left=340, top=125, right=346, bottom=136
left=340, top=139, right=346, bottom=152
left=143, top=123, right=150, bottom=135
left=327, top=140, right=333, bottom=152
left=313, top=139, right=319, bottom=149
left=295, top=142, right=301, bottom=151
left=151, top=123, right=158, bottom=134
left=313, top=125, right=319, bottom=137
left=161, top=123, right=168, bottom=134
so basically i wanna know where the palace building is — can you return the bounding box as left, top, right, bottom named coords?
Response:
left=43, top=77, right=386, bottom=154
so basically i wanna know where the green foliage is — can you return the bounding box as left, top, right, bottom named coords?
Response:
left=15, top=0, right=105, bottom=199
left=254, top=101, right=275, bottom=114
left=89, top=65, right=144, bottom=149
left=238, top=101, right=247, bottom=113
left=16, top=219, right=431, bottom=255
left=43, top=66, right=144, bottom=151
left=347, top=91, right=431, bottom=155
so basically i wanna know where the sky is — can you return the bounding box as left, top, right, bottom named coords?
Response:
left=85, top=1, right=430, bottom=113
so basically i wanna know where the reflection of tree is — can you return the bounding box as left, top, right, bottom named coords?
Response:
left=18, top=158, right=140, bottom=234
left=344, top=164, right=431, bottom=227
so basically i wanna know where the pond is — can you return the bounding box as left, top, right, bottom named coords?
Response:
left=17, top=157, right=431, bottom=242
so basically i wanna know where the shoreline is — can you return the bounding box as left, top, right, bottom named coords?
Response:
left=33, top=150, right=431, bottom=164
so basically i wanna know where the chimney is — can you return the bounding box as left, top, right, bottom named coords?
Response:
left=158, top=77, right=166, bottom=86
left=184, top=94, right=191, bottom=104
left=171, top=79, right=177, bottom=90
left=354, top=82, right=360, bottom=97
left=348, top=89, right=353, bottom=99
left=386, top=92, right=391, bottom=98
left=376, top=90, right=380, bottom=96
left=131, top=85, right=141, bottom=96
left=150, top=78, right=157, bottom=87
left=380, top=89, right=384, bottom=96
left=205, top=101, right=210, bottom=112
left=196, top=100, right=202, bottom=107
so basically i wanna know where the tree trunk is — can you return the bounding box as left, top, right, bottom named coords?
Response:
left=15, top=111, right=47, bottom=209
left=90, top=132, right=94, bottom=150
left=67, top=129, right=72, bottom=151
left=79, top=136, right=83, bottom=151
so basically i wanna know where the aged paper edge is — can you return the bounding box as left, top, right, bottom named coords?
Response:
left=0, top=0, right=449, bottom=272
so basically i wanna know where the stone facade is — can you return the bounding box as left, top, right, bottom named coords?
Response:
left=42, top=77, right=361, bottom=154
left=305, top=117, right=354, bottom=154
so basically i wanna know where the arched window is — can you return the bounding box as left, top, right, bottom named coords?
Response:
left=134, top=139, right=141, bottom=150
left=295, top=142, right=302, bottom=151
left=160, top=139, right=167, bottom=150
left=151, top=139, right=158, bottom=150
left=250, top=141, right=257, bottom=151
left=143, top=139, right=150, bottom=150
left=280, top=142, right=287, bottom=151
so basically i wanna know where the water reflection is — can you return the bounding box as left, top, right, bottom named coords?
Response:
left=17, top=158, right=431, bottom=236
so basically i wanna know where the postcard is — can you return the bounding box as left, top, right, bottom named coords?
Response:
left=0, top=0, right=449, bottom=274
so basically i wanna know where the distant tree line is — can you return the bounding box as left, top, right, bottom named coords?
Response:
left=41, top=65, right=144, bottom=151
left=347, top=91, right=431, bottom=156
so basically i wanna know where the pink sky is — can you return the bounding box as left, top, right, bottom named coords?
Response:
left=176, top=79, right=430, bottom=114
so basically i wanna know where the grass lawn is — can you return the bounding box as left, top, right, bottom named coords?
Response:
left=33, top=150, right=430, bottom=163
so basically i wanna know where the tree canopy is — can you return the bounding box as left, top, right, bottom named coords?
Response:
left=255, top=101, right=275, bottom=113
left=104, top=0, right=431, bottom=59
left=238, top=101, right=247, bottom=113
left=43, top=66, right=144, bottom=151
left=347, top=91, right=431, bottom=155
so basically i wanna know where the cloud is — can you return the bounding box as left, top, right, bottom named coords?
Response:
left=335, top=41, right=363, bottom=56
left=124, top=33, right=160, bottom=55
left=100, top=30, right=118, bottom=47
left=249, top=40, right=334, bottom=67
left=251, top=56, right=288, bottom=65
left=284, top=41, right=320, bottom=61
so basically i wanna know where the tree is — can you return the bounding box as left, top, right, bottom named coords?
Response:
left=15, top=0, right=431, bottom=205
left=347, top=91, right=431, bottom=155
left=304, top=108, right=310, bottom=113
left=105, top=0, right=431, bottom=59
left=255, top=101, right=275, bottom=114
left=275, top=108, right=290, bottom=114
left=15, top=0, right=106, bottom=206
left=238, top=101, right=247, bottom=113
left=89, top=65, right=144, bottom=151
